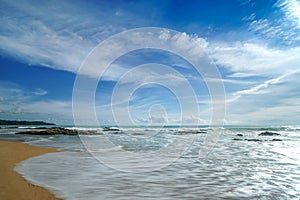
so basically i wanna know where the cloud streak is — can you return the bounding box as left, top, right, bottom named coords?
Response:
left=245, top=0, right=300, bottom=46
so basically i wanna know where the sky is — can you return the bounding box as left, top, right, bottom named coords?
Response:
left=0, top=0, right=300, bottom=126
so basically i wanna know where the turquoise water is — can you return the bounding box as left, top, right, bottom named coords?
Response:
left=1, top=126, right=300, bottom=199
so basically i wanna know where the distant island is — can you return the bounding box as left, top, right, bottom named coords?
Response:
left=0, top=119, right=55, bottom=126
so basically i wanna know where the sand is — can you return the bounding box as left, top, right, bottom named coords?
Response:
left=0, top=140, right=62, bottom=200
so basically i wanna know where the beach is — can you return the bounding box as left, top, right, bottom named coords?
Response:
left=0, top=127, right=299, bottom=199
left=0, top=140, right=61, bottom=200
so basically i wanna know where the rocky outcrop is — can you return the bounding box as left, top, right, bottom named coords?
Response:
left=176, top=130, right=207, bottom=135
left=232, top=138, right=243, bottom=141
left=245, top=138, right=262, bottom=142
left=259, top=131, right=281, bottom=136
left=232, top=138, right=262, bottom=142
left=232, top=138, right=282, bottom=142
left=271, top=138, right=282, bottom=141
left=15, top=127, right=78, bottom=136
left=102, top=127, right=120, bottom=131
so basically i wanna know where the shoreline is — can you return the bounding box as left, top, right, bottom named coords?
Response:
left=0, top=140, right=62, bottom=200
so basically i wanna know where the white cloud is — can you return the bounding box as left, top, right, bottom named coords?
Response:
left=206, top=77, right=254, bottom=85
left=236, top=72, right=290, bottom=95
left=0, top=1, right=93, bottom=73
left=224, top=71, right=300, bottom=125
left=0, top=0, right=144, bottom=74
left=22, top=100, right=72, bottom=117
left=3, top=0, right=297, bottom=81
left=89, top=31, right=300, bottom=125
left=278, top=0, right=300, bottom=27
left=226, top=99, right=300, bottom=125
left=0, top=82, right=72, bottom=124
left=76, top=28, right=212, bottom=81
left=33, top=88, right=48, bottom=96
left=246, top=0, right=300, bottom=45
left=242, top=13, right=256, bottom=21
left=228, top=72, right=257, bottom=78
left=209, top=41, right=300, bottom=76
left=225, top=70, right=299, bottom=104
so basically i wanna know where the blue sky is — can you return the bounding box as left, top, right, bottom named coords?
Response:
left=0, top=0, right=300, bottom=125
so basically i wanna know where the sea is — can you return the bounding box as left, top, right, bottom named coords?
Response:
left=0, top=125, right=300, bottom=200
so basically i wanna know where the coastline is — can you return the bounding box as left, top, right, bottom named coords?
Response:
left=0, top=140, right=62, bottom=200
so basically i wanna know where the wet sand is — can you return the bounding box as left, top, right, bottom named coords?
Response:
left=0, top=140, right=62, bottom=200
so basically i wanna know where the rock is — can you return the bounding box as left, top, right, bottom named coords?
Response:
left=232, top=138, right=244, bottom=141
left=271, top=139, right=282, bottom=141
left=196, top=131, right=207, bottom=134
left=233, top=137, right=282, bottom=142
left=246, top=139, right=262, bottom=142
left=259, top=131, right=281, bottom=136
left=15, top=127, right=78, bottom=136
left=236, top=134, right=243, bottom=137
left=77, top=130, right=101, bottom=135
left=176, top=130, right=207, bottom=135
left=232, top=138, right=262, bottom=142
left=103, top=127, right=120, bottom=131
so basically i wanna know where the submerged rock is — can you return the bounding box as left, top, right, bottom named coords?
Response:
left=15, top=127, right=78, bottom=136
left=259, top=131, right=281, bottom=136
left=102, top=127, right=120, bottom=131
left=232, top=138, right=282, bottom=142
left=245, top=138, right=262, bottom=142
left=236, top=134, right=243, bottom=137
left=271, top=139, right=282, bottom=141
left=176, top=130, right=207, bottom=135
left=232, top=138, right=243, bottom=141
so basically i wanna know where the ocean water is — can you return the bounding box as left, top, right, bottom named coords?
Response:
left=1, top=126, right=300, bottom=199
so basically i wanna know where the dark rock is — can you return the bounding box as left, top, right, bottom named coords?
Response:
left=233, top=137, right=282, bottom=142
left=246, top=139, right=262, bottom=142
left=232, top=138, right=244, bottom=141
left=176, top=130, right=207, bottom=135
left=196, top=131, right=207, bottom=134
left=15, top=127, right=78, bottom=136
left=259, top=131, right=281, bottom=136
left=271, top=139, right=282, bottom=141
left=236, top=134, right=243, bottom=137
left=103, top=127, right=120, bottom=131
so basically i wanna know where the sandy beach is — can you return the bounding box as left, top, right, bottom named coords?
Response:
left=0, top=140, right=61, bottom=200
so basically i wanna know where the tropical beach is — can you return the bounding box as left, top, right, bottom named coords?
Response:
left=1, top=0, right=300, bottom=199
left=0, top=140, right=60, bottom=200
